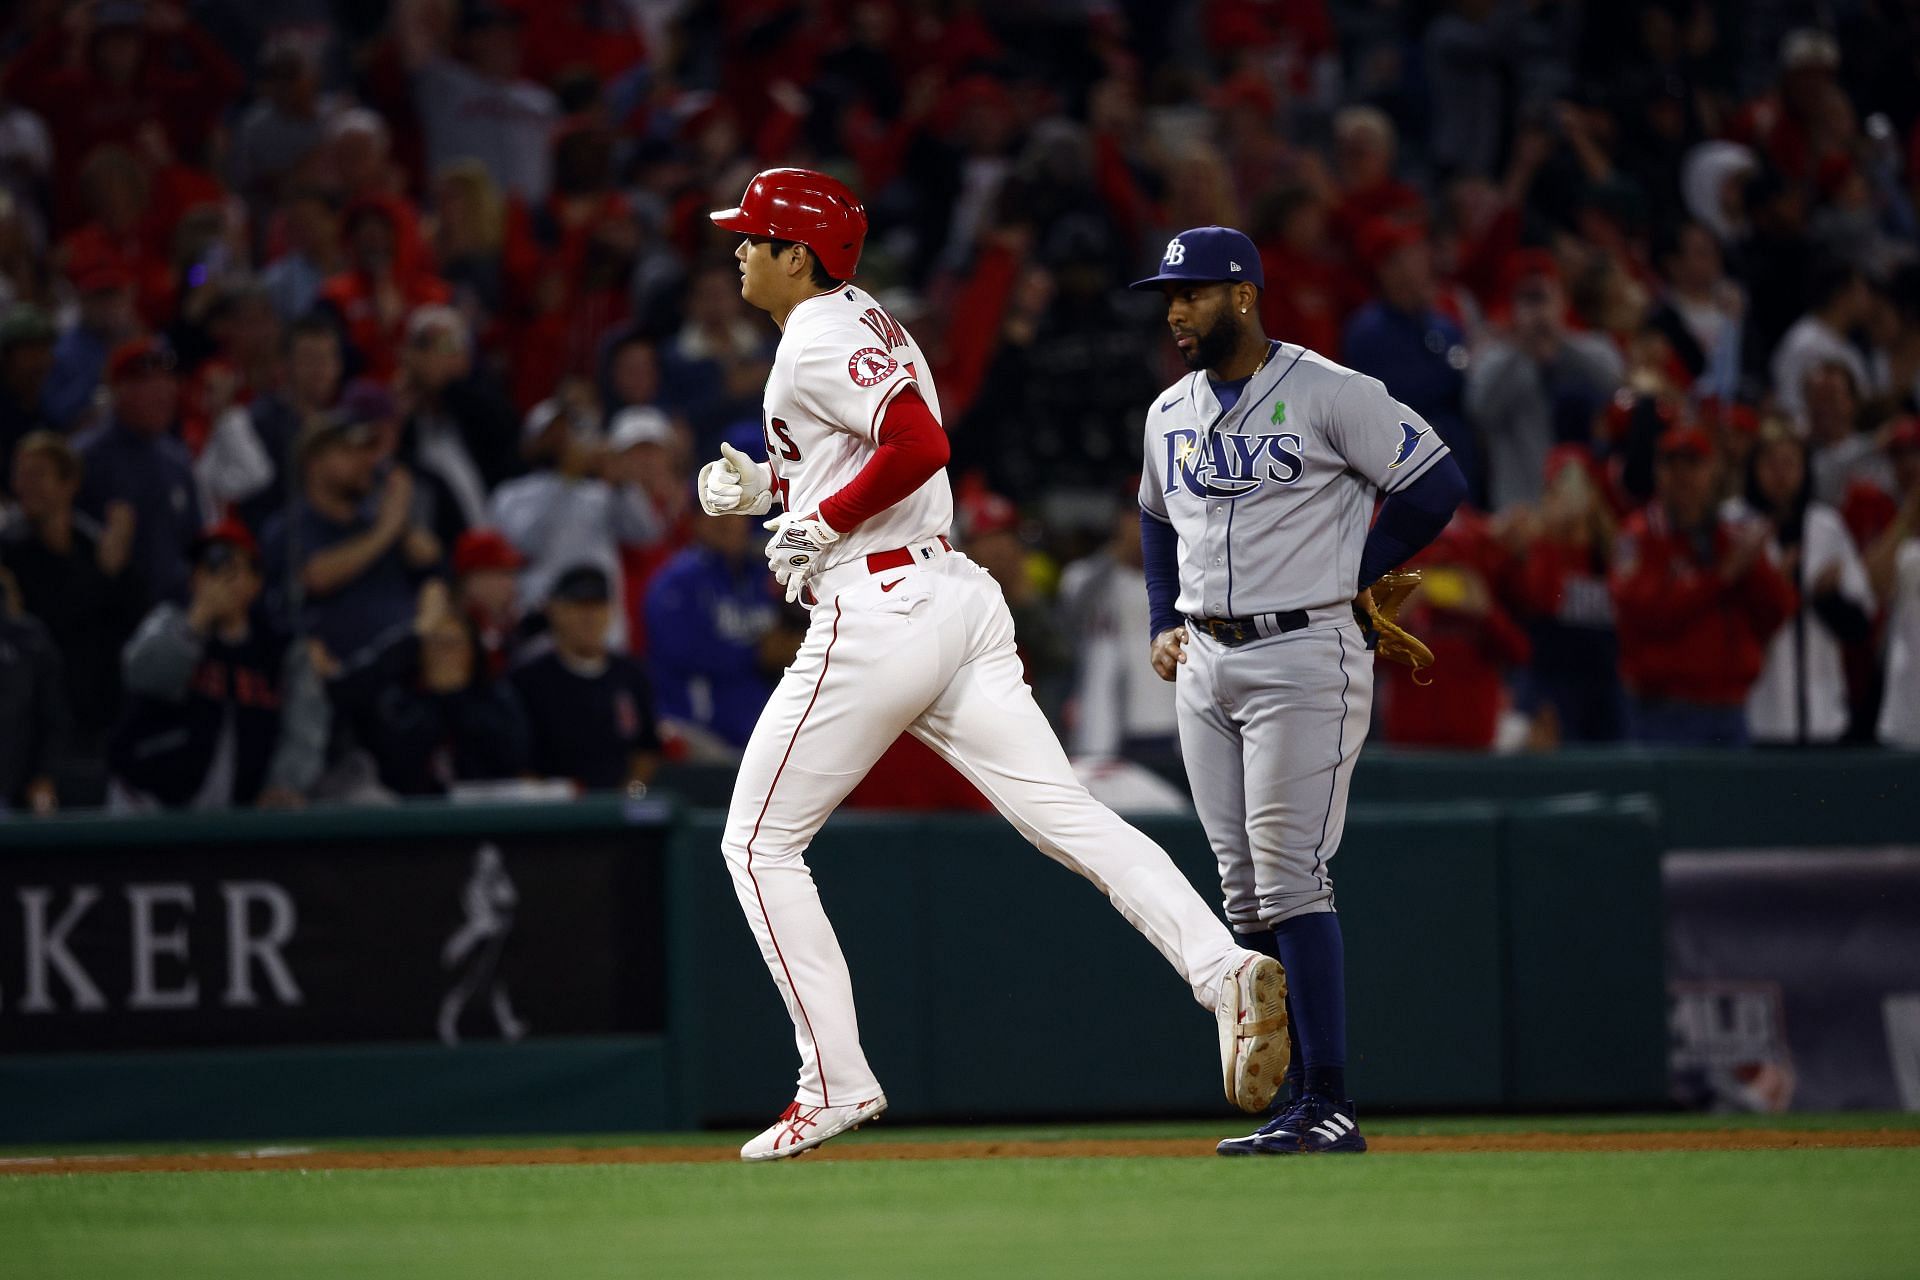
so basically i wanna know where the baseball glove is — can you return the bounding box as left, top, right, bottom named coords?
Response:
left=1357, top=569, right=1435, bottom=684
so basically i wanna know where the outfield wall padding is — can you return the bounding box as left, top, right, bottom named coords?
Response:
left=2, top=747, right=1911, bottom=1142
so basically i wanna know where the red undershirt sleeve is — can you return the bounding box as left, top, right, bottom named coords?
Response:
left=818, top=387, right=950, bottom=533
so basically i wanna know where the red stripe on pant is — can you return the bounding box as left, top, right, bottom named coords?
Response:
left=742, top=598, right=843, bottom=1104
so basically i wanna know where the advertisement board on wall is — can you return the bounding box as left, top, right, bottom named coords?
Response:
left=1666, top=847, right=1920, bottom=1112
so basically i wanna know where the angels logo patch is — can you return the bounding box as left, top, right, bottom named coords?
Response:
left=848, top=347, right=899, bottom=387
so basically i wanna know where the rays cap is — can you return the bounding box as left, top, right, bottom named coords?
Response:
left=1129, top=226, right=1264, bottom=291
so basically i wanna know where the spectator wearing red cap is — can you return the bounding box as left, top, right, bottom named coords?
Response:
left=2, top=431, right=144, bottom=789
left=1610, top=428, right=1798, bottom=745
left=112, top=518, right=328, bottom=810
left=1379, top=509, right=1531, bottom=749
left=73, top=336, right=202, bottom=604
left=1514, top=447, right=1626, bottom=743
left=1466, top=252, right=1623, bottom=512
left=1342, top=220, right=1477, bottom=498
left=41, top=267, right=140, bottom=430
left=452, top=527, right=526, bottom=676
left=1734, top=425, right=1875, bottom=744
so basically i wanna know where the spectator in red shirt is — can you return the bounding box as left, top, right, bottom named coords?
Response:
left=1514, top=447, right=1624, bottom=744
left=2, top=0, right=244, bottom=225
left=57, top=145, right=174, bottom=330
left=1255, top=187, right=1351, bottom=360
left=1610, top=427, right=1798, bottom=746
left=1329, top=105, right=1425, bottom=258
left=500, top=121, right=638, bottom=410
left=318, top=197, right=451, bottom=381
left=1379, top=509, right=1530, bottom=750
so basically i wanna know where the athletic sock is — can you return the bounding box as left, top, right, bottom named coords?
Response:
left=1270, top=911, right=1348, bottom=1103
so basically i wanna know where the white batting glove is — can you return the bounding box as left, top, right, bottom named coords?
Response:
left=763, top=511, right=840, bottom=603
left=698, top=442, right=774, bottom=517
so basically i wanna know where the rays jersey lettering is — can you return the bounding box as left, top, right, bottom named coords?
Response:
left=1138, top=345, right=1450, bottom=617
left=1163, top=428, right=1305, bottom=498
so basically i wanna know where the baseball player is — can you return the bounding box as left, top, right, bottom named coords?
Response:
left=700, top=170, right=1290, bottom=1161
left=1132, top=226, right=1468, bottom=1154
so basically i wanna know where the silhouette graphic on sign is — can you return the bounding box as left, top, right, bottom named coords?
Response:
left=437, top=843, right=528, bottom=1044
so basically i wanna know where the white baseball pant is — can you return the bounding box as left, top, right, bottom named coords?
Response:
left=721, top=543, right=1247, bottom=1106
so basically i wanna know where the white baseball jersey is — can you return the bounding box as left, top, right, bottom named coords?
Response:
left=762, top=284, right=950, bottom=563
left=718, top=286, right=1260, bottom=1114
left=1138, top=343, right=1450, bottom=619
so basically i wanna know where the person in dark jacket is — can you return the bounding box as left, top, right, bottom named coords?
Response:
left=2, top=431, right=145, bottom=791
left=0, top=564, right=67, bottom=816
left=328, top=579, right=529, bottom=796
left=111, top=520, right=327, bottom=809
left=510, top=564, right=659, bottom=790
left=74, top=336, right=202, bottom=604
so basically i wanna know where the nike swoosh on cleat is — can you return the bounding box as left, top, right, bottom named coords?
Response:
left=880, top=578, right=904, bottom=592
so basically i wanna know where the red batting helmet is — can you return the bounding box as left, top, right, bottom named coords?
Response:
left=710, top=168, right=867, bottom=281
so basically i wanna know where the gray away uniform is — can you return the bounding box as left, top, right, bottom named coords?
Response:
left=1138, top=344, right=1451, bottom=929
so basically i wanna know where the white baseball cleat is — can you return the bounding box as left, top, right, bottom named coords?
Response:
left=1217, top=953, right=1291, bottom=1113
left=740, top=1094, right=888, bottom=1162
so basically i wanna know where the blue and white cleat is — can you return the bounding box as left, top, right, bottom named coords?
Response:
left=1217, top=1095, right=1368, bottom=1155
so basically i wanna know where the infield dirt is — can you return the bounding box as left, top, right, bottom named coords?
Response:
left=5, top=1126, right=1916, bottom=1176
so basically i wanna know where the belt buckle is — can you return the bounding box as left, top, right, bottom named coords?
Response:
left=1204, top=617, right=1247, bottom=646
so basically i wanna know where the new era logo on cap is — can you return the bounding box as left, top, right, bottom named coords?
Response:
left=1132, top=226, right=1265, bottom=292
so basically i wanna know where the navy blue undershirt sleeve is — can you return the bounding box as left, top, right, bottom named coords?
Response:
left=1357, top=451, right=1468, bottom=590
left=1140, top=508, right=1184, bottom=639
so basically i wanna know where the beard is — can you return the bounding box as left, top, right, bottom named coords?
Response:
left=1180, top=309, right=1245, bottom=372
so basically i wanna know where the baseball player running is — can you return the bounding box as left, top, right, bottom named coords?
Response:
left=1132, top=227, right=1467, bottom=1154
left=700, top=171, right=1290, bottom=1162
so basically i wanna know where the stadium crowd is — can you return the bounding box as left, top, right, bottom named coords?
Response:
left=2, top=0, right=1919, bottom=815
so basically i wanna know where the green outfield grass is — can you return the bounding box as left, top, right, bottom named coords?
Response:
left=4, top=1117, right=1917, bottom=1280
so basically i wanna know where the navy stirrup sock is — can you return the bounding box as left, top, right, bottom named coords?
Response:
left=1269, top=911, right=1349, bottom=1102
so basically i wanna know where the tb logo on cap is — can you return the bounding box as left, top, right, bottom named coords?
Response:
left=1163, top=238, right=1186, bottom=266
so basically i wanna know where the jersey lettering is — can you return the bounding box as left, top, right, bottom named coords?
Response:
left=1163, top=428, right=1303, bottom=498
left=857, top=307, right=907, bottom=351
left=767, top=414, right=802, bottom=461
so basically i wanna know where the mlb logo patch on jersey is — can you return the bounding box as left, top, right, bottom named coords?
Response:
left=848, top=348, right=899, bottom=387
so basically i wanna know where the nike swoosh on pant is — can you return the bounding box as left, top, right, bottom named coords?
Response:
left=881, top=578, right=904, bottom=592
